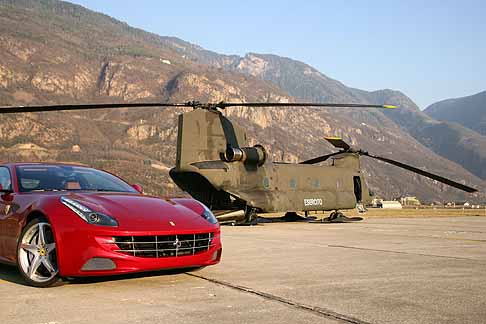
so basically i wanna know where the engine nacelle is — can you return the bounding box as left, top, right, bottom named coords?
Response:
left=224, top=144, right=267, bottom=166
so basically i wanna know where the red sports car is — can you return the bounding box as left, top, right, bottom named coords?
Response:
left=0, top=163, right=222, bottom=287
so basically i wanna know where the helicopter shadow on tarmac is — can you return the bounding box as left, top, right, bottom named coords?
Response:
left=221, top=212, right=364, bottom=225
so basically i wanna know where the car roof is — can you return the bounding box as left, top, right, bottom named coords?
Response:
left=2, top=162, right=89, bottom=168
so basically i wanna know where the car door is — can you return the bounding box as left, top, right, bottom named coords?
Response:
left=0, top=166, right=14, bottom=262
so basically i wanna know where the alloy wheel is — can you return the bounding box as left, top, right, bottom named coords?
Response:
left=18, top=220, right=58, bottom=286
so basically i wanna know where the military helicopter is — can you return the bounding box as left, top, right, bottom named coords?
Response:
left=0, top=101, right=478, bottom=225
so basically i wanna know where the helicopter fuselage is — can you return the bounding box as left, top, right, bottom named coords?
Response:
left=170, top=158, right=370, bottom=213
left=169, top=108, right=370, bottom=215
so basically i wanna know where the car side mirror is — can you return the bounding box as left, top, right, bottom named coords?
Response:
left=0, top=184, right=13, bottom=200
left=131, top=184, right=143, bottom=194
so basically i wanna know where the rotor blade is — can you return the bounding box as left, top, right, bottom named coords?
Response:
left=300, top=151, right=343, bottom=165
left=217, top=102, right=397, bottom=109
left=0, top=101, right=397, bottom=114
left=364, top=153, right=478, bottom=193
left=0, top=102, right=191, bottom=114
left=324, top=137, right=351, bottom=150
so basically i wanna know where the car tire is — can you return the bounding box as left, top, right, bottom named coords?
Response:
left=17, top=218, right=59, bottom=287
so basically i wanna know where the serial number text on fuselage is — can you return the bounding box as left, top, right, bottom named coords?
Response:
left=304, top=198, right=323, bottom=206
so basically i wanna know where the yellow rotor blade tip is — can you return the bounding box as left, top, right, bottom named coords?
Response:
left=383, top=105, right=397, bottom=109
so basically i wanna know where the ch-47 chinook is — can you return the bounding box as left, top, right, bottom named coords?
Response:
left=0, top=101, right=478, bottom=225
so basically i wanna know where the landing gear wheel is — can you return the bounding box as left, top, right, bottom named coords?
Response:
left=282, top=212, right=314, bottom=222
left=311, top=210, right=364, bottom=223
left=17, top=218, right=59, bottom=287
left=328, top=211, right=344, bottom=221
left=356, top=203, right=367, bottom=213
left=235, top=207, right=258, bottom=226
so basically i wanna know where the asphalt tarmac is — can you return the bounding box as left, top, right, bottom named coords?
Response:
left=1, top=216, right=486, bottom=324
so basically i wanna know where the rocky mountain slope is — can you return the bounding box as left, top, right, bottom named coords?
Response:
left=425, top=91, right=486, bottom=136
left=0, top=0, right=483, bottom=202
left=371, top=89, right=486, bottom=181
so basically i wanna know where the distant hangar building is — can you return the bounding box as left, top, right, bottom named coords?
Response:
left=370, top=198, right=403, bottom=209
left=400, top=196, right=421, bottom=206
left=381, top=201, right=403, bottom=209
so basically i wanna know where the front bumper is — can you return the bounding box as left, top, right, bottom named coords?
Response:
left=56, top=228, right=222, bottom=277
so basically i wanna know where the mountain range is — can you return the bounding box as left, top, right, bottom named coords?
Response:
left=426, top=91, right=486, bottom=136
left=0, top=0, right=484, bottom=202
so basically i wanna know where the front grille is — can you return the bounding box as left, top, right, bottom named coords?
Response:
left=113, top=233, right=213, bottom=258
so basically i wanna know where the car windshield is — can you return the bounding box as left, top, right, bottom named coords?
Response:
left=15, top=165, right=137, bottom=193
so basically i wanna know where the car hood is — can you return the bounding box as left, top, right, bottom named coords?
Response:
left=61, top=192, right=213, bottom=232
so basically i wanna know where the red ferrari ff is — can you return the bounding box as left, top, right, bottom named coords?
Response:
left=0, top=163, right=222, bottom=287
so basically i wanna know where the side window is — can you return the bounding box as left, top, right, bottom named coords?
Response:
left=262, top=177, right=270, bottom=189
left=0, top=167, right=12, bottom=190
left=289, top=178, right=297, bottom=189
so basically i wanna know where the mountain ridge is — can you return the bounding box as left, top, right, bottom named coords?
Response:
left=425, top=90, right=486, bottom=136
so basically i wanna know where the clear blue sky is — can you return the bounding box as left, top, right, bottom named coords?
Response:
left=70, top=0, right=485, bottom=108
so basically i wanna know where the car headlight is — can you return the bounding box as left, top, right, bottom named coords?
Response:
left=60, top=196, right=118, bottom=227
left=201, top=205, right=218, bottom=224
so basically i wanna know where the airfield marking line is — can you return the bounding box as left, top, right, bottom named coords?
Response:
left=360, top=222, right=486, bottom=233
left=354, top=223, right=486, bottom=235
left=374, top=234, right=486, bottom=243
left=186, top=272, right=372, bottom=324
left=340, top=229, right=486, bottom=243
left=328, top=245, right=485, bottom=261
